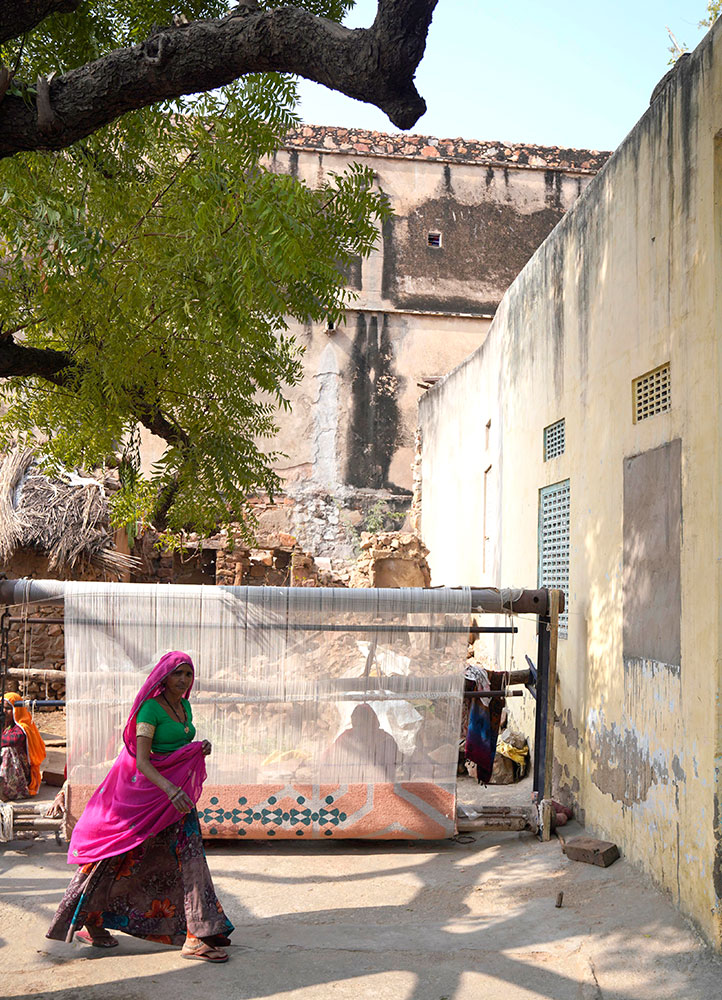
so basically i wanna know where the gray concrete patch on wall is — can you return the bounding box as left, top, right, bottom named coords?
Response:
left=622, top=439, right=682, bottom=666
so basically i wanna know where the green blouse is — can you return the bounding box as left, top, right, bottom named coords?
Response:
left=135, top=697, right=195, bottom=753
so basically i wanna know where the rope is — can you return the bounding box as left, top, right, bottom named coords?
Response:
left=0, top=801, right=14, bottom=842
left=22, top=594, right=31, bottom=703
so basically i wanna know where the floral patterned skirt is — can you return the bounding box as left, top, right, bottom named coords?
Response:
left=46, top=809, right=234, bottom=946
left=0, top=746, right=30, bottom=801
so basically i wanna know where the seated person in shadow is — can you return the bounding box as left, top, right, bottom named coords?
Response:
left=324, top=704, right=399, bottom=782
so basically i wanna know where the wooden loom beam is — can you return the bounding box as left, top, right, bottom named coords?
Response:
left=0, top=580, right=563, bottom=616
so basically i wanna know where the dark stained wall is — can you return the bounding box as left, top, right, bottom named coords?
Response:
left=380, top=168, right=575, bottom=315
left=345, top=314, right=402, bottom=489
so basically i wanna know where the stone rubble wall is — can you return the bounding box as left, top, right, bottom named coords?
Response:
left=0, top=551, right=102, bottom=707
left=2, top=604, right=66, bottom=706
left=283, top=125, right=611, bottom=173
left=349, top=531, right=431, bottom=589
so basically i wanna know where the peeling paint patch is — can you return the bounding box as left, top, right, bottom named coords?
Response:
left=672, top=754, right=686, bottom=783
left=714, top=790, right=722, bottom=901
left=587, top=708, right=683, bottom=807
left=557, top=707, right=580, bottom=748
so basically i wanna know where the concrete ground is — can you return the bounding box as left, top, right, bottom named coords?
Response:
left=2, top=818, right=721, bottom=1000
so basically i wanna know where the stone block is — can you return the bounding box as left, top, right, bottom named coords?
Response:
left=563, top=836, right=620, bottom=867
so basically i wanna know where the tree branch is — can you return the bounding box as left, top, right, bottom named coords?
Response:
left=0, top=335, right=72, bottom=378
left=0, top=0, right=82, bottom=45
left=0, top=336, right=189, bottom=448
left=0, top=0, right=437, bottom=159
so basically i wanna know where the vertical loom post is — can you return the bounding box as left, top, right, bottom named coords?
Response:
left=540, top=590, right=561, bottom=841
left=543, top=590, right=561, bottom=800
left=532, top=609, right=551, bottom=800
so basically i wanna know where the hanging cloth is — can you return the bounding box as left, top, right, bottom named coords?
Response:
left=67, top=651, right=207, bottom=865
left=464, top=666, right=503, bottom=784
left=4, top=692, right=46, bottom=795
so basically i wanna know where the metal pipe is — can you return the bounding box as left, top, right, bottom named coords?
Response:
left=11, top=689, right=523, bottom=707
left=7, top=617, right=65, bottom=625
left=0, top=580, right=561, bottom=616
left=5, top=618, right=518, bottom=635
left=13, top=699, right=66, bottom=707
left=463, top=690, right=523, bottom=698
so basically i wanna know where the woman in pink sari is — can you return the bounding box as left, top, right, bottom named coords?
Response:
left=47, top=651, right=233, bottom=963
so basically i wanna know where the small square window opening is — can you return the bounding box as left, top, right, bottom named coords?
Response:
left=633, top=363, right=671, bottom=423
left=427, top=231, right=442, bottom=248
left=544, top=419, right=565, bottom=461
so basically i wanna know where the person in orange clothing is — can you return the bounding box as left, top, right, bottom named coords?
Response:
left=1, top=693, right=46, bottom=799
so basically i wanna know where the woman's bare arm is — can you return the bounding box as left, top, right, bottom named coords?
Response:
left=135, top=735, right=193, bottom=813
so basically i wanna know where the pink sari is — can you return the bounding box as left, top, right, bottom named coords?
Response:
left=68, top=651, right=207, bottom=865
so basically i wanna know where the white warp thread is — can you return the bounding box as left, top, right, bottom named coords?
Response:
left=64, top=584, right=472, bottom=791
left=0, top=802, right=14, bottom=842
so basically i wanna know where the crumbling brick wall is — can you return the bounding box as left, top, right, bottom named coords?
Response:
left=350, top=532, right=431, bottom=588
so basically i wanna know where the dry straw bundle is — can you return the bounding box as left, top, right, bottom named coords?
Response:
left=0, top=447, right=139, bottom=577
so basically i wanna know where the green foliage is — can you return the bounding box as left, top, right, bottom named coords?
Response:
left=0, top=1, right=390, bottom=536
left=700, top=0, right=722, bottom=27
left=667, top=2, right=720, bottom=63
left=364, top=500, right=406, bottom=534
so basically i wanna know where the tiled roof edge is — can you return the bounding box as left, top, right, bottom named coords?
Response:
left=281, top=125, right=612, bottom=173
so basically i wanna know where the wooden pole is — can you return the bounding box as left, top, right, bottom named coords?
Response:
left=539, top=589, right=561, bottom=842
left=4, top=667, right=65, bottom=682
left=543, top=590, right=561, bottom=801
left=0, top=579, right=563, bottom=617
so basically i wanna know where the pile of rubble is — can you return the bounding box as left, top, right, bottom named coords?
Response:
left=349, top=531, right=431, bottom=589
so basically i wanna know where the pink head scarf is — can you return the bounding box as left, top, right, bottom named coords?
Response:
left=68, top=651, right=207, bottom=866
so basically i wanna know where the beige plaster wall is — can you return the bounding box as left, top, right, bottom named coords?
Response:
left=274, top=311, right=488, bottom=492
left=265, top=146, right=595, bottom=499
left=138, top=139, right=599, bottom=557
left=419, top=24, right=722, bottom=946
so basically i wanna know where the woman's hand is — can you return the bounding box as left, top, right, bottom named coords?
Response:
left=168, top=786, right=194, bottom=814
left=201, top=740, right=212, bottom=757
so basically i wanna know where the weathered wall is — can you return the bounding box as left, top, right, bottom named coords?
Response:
left=271, top=132, right=602, bottom=490
left=419, top=25, right=722, bottom=945
left=140, top=131, right=606, bottom=561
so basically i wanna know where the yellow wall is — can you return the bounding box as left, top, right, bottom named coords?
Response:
left=420, top=24, right=722, bottom=945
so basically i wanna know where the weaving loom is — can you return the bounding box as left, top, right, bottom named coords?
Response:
left=63, top=583, right=472, bottom=840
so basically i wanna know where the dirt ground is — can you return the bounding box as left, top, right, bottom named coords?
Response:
left=2, top=815, right=722, bottom=1000
left=34, top=710, right=67, bottom=740
left=3, top=717, right=719, bottom=998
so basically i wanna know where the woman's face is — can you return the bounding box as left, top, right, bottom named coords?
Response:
left=3, top=702, right=13, bottom=724
left=164, top=662, right=194, bottom=698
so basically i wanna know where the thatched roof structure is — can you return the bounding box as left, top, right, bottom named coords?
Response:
left=0, top=448, right=140, bottom=577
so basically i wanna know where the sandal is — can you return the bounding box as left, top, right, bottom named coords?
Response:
left=181, top=941, right=228, bottom=963
left=75, top=929, right=119, bottom=949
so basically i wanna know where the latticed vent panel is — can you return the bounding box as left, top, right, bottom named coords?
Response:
left=633, top=363, right=671, bottom=423
left=544, top=419, right=565, bottom=461
left=539, top=480, right=570, bottom=637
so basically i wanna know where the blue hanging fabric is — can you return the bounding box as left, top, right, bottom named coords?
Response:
left=464, top=665, right=503, bottom=784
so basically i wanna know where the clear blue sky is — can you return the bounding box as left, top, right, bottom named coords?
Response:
left=296, top=1, right=713, bottom=151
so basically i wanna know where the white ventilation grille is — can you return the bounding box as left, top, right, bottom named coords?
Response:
left=544, top=419, right=565, bottom=461
left=539, top=480, right=570, bottom=637
left=633, top=363, right=671, bottom=423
